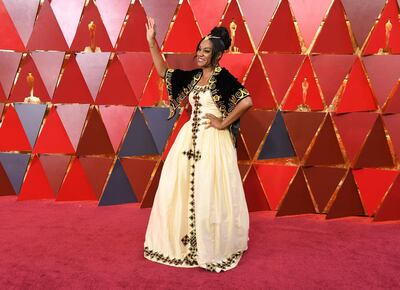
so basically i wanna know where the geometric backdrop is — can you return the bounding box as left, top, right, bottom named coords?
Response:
left=1, top=0, right=400, bottom=222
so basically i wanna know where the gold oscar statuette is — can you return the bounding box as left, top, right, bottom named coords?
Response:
left=379, top=19, right=392, bottom=54
left=24, top=73, right=41, bottom=104
left=384, top=19, right=392, bottom=53
left=229, top=19, right=239, bottom=53
left=297, top=77, right=310, bottom=111
left=84, top=21, right=101, bottom=52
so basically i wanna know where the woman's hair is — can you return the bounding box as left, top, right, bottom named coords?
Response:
left=196, top=26, right=231, bottom=66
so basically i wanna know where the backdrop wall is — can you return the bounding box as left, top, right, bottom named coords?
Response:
left=1, top=0, right=400, bottom=221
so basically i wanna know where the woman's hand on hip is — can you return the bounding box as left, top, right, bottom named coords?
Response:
left=203, top=114, right=225, bottom=130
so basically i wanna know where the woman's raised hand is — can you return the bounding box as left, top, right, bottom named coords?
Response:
left=146, top=17, right=156, bottom=45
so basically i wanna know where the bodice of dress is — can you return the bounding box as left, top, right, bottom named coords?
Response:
left=188, top=86, right=223, bottom=125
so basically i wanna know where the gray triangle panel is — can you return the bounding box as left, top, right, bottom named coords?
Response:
left=14, top=103, right=47, bottom=148
left=119, top=109, right=159, bottom=156
left=99, top=159, right=137, bottom=206
left=142, top=107, right=179, bottom=154
left=0, top=153, right=30, bottom=194
left=259, top=111, right=296, bottom=159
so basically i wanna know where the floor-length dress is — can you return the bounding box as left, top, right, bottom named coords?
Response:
left=144, top=84, right=249, bottom=272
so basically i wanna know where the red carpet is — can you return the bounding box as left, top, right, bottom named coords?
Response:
left=1, top=196, right=399, bottom=289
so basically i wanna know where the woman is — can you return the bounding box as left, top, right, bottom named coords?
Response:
left=144, top=17, right=253, bottom=272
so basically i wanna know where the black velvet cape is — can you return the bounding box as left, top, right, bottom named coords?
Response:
left=164, top=65, right=250, bottom=145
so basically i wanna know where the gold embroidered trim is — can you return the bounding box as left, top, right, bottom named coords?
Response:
left=144, top=247, right=243, bottom=272
left=205, top=251, right=243, bottom=272
left=165, top=69, right=202, bottom=119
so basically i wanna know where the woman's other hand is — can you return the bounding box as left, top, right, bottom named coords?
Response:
left=203, top=114, right=225, bottom=130
left=146, top=17, right=156, bottom=45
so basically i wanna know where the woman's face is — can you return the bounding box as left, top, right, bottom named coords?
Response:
left=196, top=39, right=213, bottom=68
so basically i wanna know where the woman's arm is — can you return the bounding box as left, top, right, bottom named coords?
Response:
left=204, top=97, right=253, bottom=129
left=146, top=17, right=167, bottom=78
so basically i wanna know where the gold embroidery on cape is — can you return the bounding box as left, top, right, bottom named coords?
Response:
left=165, top=69, right=202, bottom=119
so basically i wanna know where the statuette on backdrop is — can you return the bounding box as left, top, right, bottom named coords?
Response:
left=84, top=21, right=101, bottom=52
left=297, top=77, right=310, bottom=112
left=24, top=73, right=41, bottom=104
left=155, top=78, right=168, bottom=107
left=379, top=19, right=392, bottom=54
left=229, top=19, right=239, bottom=53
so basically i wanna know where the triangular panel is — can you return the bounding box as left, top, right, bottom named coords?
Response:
left=191, top=0, right=227, bottom=36
left=354, top=116, right=394, bottom=168
left=289, top=0, right=332, bottom=48
left=283, top=112, right=325, bottom=160
left=39, top=154, right=71, bottom=196
left=305, top=114, right=345, bottom=166
left=116, top=1, right=149, bottom=51
left=57, top=158, right=98, bottom=201
left=99, top=105, right=135, bottom=152
left=243, top=166, right=270, bottom=212
left=255, top=163, right=297, bottom=210
left=56, top=104, right=90, bottom=150
left=80, top=156, right=114, bottom=199
left=96, top=56, right=138, bottom=105
left=303, top=166, right=346, bottom=213
left=96, top=0, right=130, bottom=46
left=363, top=56, right=400, bottom=107
left=18, top=156, right=55, bottom=200
left=363, top=0, right=400, bottom=55
left=258, top=111, right=296, bottom=160
left=119, top=53, right=153, bottom=101
left=31, top=52, right=65, bottom=98
left=326, top=170, right=366, bottom=219
left=336, top=58, right=377, bottom=113
left=0, top=106, right=31, bottom=152
left=27, top=0, right=68, bottom=50
left=0, top=153, right=30, bottom=194
left=142, top=0, right=179, bottom=45
left=238, top=0, right=279, bottom=46
left=76, top=52, right=109, bottom=100
left=120, top=157, right=158, bottom=202
left=259, top=0, right=300, bottom=53
left=276, top=168, right=316, bottom=216
left=52, top=55, right=94, bottom=104
left=163, top=0, right=202, bottom=52
left=70, top=0, right=113, bottom=52
left=0, top=163, right=15, bottom=196
left=51, top=0, right=85, bottom=47
left=311, top=55, right=356, bottom=106
left=311, top=0, right=354, bottom=54
left=119, top=109, right=159, bottom=157
left=243, top=56, right=276, bottom=109
left=142, top=107, right=179, bottom=154
left=76, top=107, right=114, bottom=155
left=0, top=1, right=24, bottom=50
left=14, top=103, right=47, bottom=148
left=3, top=0, right=39, bottom=47
left=333, top=112, right=377, bottom=163
left=33, top=107, right=75, bottom=154
left=261, top=54, right=305, bottom=105
left=9, top=54, right=51, bottom=102
left=141, top=161, right=163, bottom=208
left=240, top=110, right=275, bottom=158
left=353, top=168, right=399, bottom=216
left=0, top=52, right=21, bottom=99
left=220, top=0, right=253, bottom=53
left=282, top=57, right=325, bottom=111
left=374, top=175, right=400, bottom=221
left=99, top=159, right=137, bottom=206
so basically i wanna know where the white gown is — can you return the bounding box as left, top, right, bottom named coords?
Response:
left=144, top=85, right=249, bottom=272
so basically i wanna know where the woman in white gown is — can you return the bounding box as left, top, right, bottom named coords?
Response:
left=144, top=17, right=253, bottom=272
